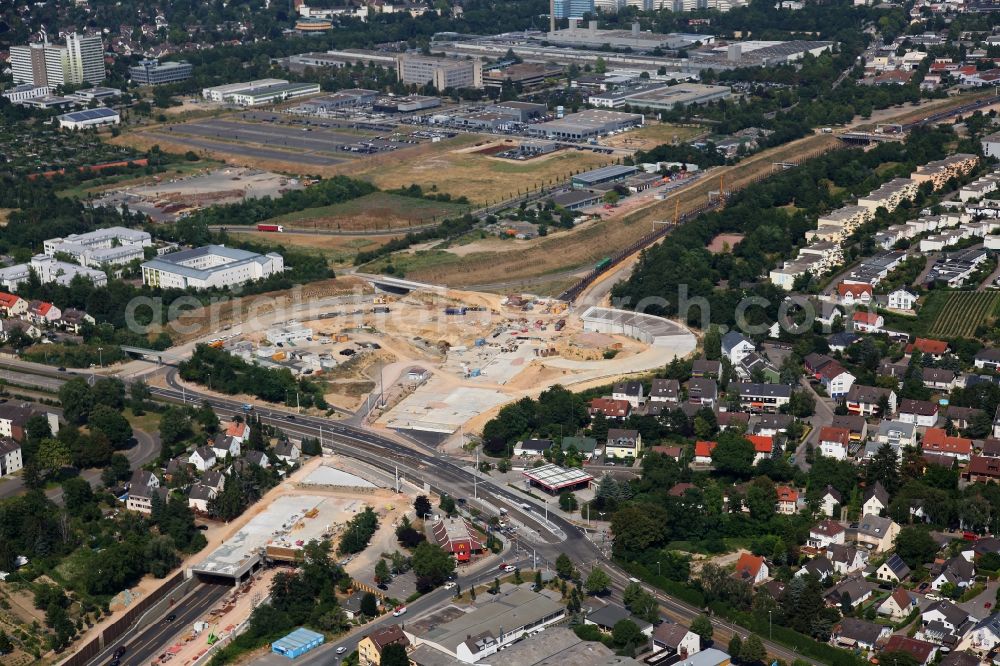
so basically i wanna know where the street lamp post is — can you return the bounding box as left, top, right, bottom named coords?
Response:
left=656, top=560, right=661, bottom=577
left=98, top=346, right=103, bottom=368
left=769, top=610, right=772, bottom=640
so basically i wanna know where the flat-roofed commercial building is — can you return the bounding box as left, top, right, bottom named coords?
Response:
left=141, top=245, right=284, bottom=290
left=522, top=463, right=594, bottom=493
left=202, top=78, right=289, bottom=102
left=56, top=107, right=120, bottom=130
left=129, top=59, right=193, bottom=85
left=225, top=81, right=321, bottom=106
left=546, top=20, right=711, bottom=50
left=572, top=164, right=638, bottom=188
left=529, top=109, right=643, bottom=140
left=397, top=54, right=483, bottom=89
left=404, top=588, right=565, bottom=662
left=589, top=82, right=731, bottom=110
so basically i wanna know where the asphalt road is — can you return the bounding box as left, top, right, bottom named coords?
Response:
left=93, top=582, right=230, bottom=666
left=795, top=377, right=833, bottom=472
left=144, top=131, right=340, bottom=166
left=151, top=370, right=805, bottom=665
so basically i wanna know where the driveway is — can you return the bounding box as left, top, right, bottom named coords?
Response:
left=794, top=377, right=834, bottom=471
left=958, top=580, right=1000, bottom=620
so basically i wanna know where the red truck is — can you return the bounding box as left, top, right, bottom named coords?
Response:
left=256, top=224, right=284, bottom=233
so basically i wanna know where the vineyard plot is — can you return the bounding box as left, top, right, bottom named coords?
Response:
left=926, top=291, right=1000, bottom=338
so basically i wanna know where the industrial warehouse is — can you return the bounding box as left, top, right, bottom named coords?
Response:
left=528, top=109, right=643, bottom=140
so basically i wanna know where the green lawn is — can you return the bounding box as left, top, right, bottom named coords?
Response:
left=268, top=192, right=470, bottom=230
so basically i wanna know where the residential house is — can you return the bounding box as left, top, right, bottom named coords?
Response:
left=878, top=587, right=918, bottom=621
left=737, top=351, right=780, bottom=383
left=941, top=653, right=981, bottom=666
left=875, top=553, right=911, bottom=583
left=964, top=455, right=1000, bottom=483
left=863, top=482, right=889, bottom=516
left=717, top=412, right=749, bottom=431
left=876, top=420, right=917, bottom=450
left=686, top=378, right=718, bottom=407
left=202, top=469, right=225, bottom=494
left=974, top=347, right=1000, bottom=371
left=691, top=358, right=723, bottom=380
left=797, top=555, right=834, bottom=581
left=753, top=413, right=793, bottom=437
left=211, top=433, right=241, bottom=460
left=59, top=308, right=94, bottom=334
left=721, top=331, right=755, bottom=365
left=748, top=434, right=774, bottom=464
left=359, top=625, right=410, bottom=666
left=882, top=636, right=937, bottom=666
left=920, top=600, right=972, bottom=645
left=907, top=337, right=950, bottom=360
left=856, top=514, right=900, bottom=552
left=589, top=397, right=631, bottom=420
left=733, top=552, right=768, bottom=585
left=931, top=556, right=976, bottom=591
left=922, top=428, right=972, bottom=462
left=888, top=288, right=918, bottom=311
left=694, top=440, right=717, bottom=464
left=776, top=486, right=798, bottom=515
left=612, top=380, right=644, bottom=408
left=921, top=368, right=958, bottom=392
left=244, top=450, right=270, bottom=468
left=846, top=385, right=897, bottom=417
left=819, top=426, right=851, bottom=461
left=967, top=615, right=1000, bottom=652
left=650, top=445, right=682, bottom=461
left=224, top=420, right=250, bottom=444
left=899, top=399, right=939, bottom=427
left=818, top=362, right=856, bottom=398
left=942, top=406, right=983, bottom=431
left=831, top=414, right=868, bottom=443
left=188, top=484, right=216, bottom=513
left=829, top=544, right=868, bottom=575
left=825, top=576, right=875, bottom=608
left=649, top=379, right=680, bottom=404
left=853, top=311, right=885, bottom=333
left=827, top=331, right=861, bottom=352
left=809, top=519, right=847, bottom=549
left=838, top=282, right=873, bottom=306
left=833, top=617, right=891, bottom=652
left=0, top=403, right=46, bottom=441
left=820, top=485, right=843, bottom=518
left=513, top=439, right=552, bottom=457
left=606, top=429, right=642, bottom=459
left=27, top=300, right=61, bottom=324
left=341, top=590, right=371, bottom=621
left=586, top=604, right=654, bottom=637
left=735, top=383, right=792, bottom=413
left=275, top=440, right=301, bottom=463
left=189, top=446, right=217, bottom=472
left=0, top=438, right=23, bottom=477
left=126, top=470, right=164, bottom=514
left=652, top=623, right=701, bottom=659
left=0, top=293, right=27, bottom=316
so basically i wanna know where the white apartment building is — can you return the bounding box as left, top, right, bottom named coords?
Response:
left=141, top=245, right=284, bottom=290
left=12, top=33, right=104, bottom=87
left=44, top=226, right=151, bottom=268
left=0, top=255, right=107, bottom=292
left=856, top=178, right=918, bottom=213
left=0, top=439, right=22, bottom=477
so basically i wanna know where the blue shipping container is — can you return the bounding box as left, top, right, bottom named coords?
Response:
left=272, top=627, right=325, bottom=659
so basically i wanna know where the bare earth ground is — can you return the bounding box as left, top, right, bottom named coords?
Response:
left=225, top=230, right=400, bottom=266
left=266, top=191, right=469, bottom=232
left=600, top=122, right=708, bottom=151
left=707, top=233, right=745, bottom=253
left=389, top=133, right=841, bottom=287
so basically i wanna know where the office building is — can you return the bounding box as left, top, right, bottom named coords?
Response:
left=129, top=59, right=193, bottom=85
left=141, top=245, right=284, bottom=290
left=44, top=227, right=152, bottom=268
left=0, top=255, right=107, bottom=292
left=202, top=78, right=288, bottom=102
left=1, top=84, right=52, bottom=103
left=554, top=0, right=596, bottom=18
left=225, top=81, right=321, bottom=106
left=589, top=82, right=731, bottom=110
left=529, top=108, right=643, bottom=140
left=396, top=54, right=483, bottom=89
left=547, top=20, right=706, bottom=50
left=12, top=33, right=105, bottom=87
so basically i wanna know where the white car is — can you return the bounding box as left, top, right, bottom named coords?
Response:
left=503, top=565, right=516, bottom=573
left=336, top=647, right=347, bottom=655
left=392, top=607, right=407, bottom=617
left=444, top=582, right=456, bottom=590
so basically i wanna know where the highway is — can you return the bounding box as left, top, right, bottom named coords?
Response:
left=91, top=582, right=230, bottom=666
left=148, top=369, right=807, bottom=666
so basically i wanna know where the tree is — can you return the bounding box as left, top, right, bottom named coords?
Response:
left=585, top=567, right=611, bottom=595
left=786, top=391, right=815, bottom=418
left=439, top=494, right=456, bottom=516
left=101, top=453, right=131, bottom=487
left=556, top=553, right=575, bottom=579
left=37, top=438, right=70, bottom=477
left=360, top=592, right=379, bottom=617
left=380, top=643, right=409, bottom=666
left=603, top=190, right=620, bottom=205
left=411, top=542, right=455, bottom=591
left=740, top=634, right=766, bottom=664
left=895, top=526, right=939, bottom=569
left=59, top=377, right=93, bottom=424
left=559, top=492, right=578, bottom=512
left=878, top=652, right=920, bottom=666
left=691, top=614, right=713, bottom=642
left=88, top=405, right=133, bottom=450
left=728, top=635, right=743, bottom=659
left=159, top=407, right=192, bottom=447
left=612, top=619, right=645, bottom=653
left=414, top=495, right=432, bottom=518
left=866, top=443, right=901, bottom=493
left=0, top=630, right=12, bottom=655
left=92, top=377, right=126, bottom=410
left=374, top=559, right=391, bottom=585
left=711, top=431, right=755, bottom=478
